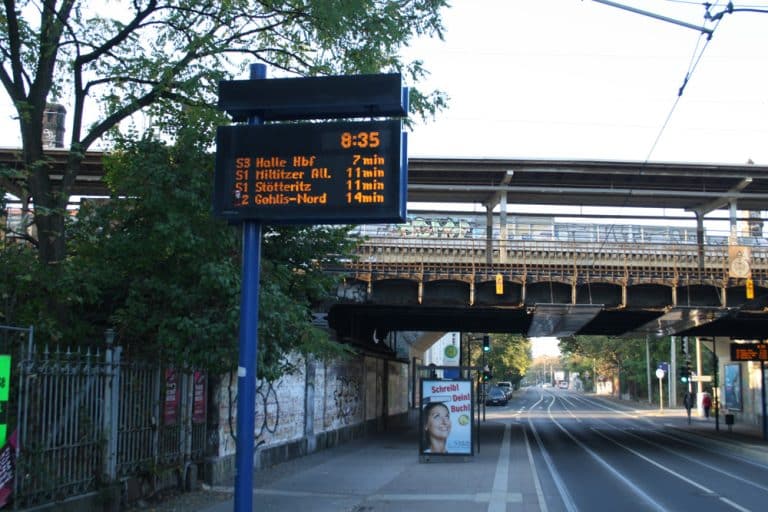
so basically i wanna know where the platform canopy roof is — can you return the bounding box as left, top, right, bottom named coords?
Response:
left=407, top=158, right=768, bottom=213
left=3, top=149, right=768, bottom=214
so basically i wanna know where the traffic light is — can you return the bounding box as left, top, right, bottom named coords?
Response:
left=679, top=361, right=692, bottom=383
left=482, top=364, right=493, bottom=381
left=482, top=335, right=490, bottom=353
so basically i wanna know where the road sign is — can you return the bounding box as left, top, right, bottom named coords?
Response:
left=213, top=120, right=406, bottom=223
left=690, top=375, right=712, bottom=382
left=655, top=368, right=665, bottom=379
left=657, top=362, right=669, bottom=373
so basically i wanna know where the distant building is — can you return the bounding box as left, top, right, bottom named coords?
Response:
left=43, top=103, right=66, bottom=148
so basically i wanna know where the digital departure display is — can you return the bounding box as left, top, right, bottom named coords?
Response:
left=730, top=343, right=768, bottom=361
left=213, top=120, right=406, bottom=223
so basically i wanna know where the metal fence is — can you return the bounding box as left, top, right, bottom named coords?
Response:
left=6, top=329, right=207, bottom=509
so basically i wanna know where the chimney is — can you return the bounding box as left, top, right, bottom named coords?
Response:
left=43, top=103, right=67, bottom=148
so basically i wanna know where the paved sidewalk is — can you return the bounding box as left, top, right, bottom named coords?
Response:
left=196, top=422, right=515, bottom=512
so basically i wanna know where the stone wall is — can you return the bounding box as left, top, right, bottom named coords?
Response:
left=204, top=352, right=407, bottom=484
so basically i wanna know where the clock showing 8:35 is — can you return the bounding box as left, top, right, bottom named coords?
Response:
left=340, top=131, right=380, bottom=149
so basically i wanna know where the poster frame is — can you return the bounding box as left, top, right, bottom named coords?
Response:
left=419, top=378, right=474, bottom=457
left=724, top=363, right=743, bottom=411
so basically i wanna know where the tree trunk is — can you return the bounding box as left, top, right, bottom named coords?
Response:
left=34, top=209, right=67, bottom=264
left=21, top=114, right=69, bottom=265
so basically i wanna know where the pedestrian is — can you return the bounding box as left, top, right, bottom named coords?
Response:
left=683, top=391, right=693, bottom=424
left=702, top=392, right=712, bottom=419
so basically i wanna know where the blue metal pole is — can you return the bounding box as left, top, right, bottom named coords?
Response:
left=234, top=62, right=266, bottom=512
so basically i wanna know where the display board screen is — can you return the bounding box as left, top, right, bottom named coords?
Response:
left=730, top=343, right=768, bottom=361
left=213, top=120, right=405, bottom=223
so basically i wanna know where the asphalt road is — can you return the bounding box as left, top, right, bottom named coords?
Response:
left=501, top=387, right=768, bottom=512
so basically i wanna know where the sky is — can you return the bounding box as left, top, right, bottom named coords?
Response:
left=530, top=336, right=561, bottom=358
left=402, top=0, right=768, bottom=165
left=2, top=1, right=765, bottom=165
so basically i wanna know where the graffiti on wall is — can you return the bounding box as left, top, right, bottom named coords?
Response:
left=333, top=376, right=360, bottom=424
left=222, top=375, right=282, bottom=453
left=254, top=380, right=280, bottom=447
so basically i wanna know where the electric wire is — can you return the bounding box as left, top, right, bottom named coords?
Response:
left=586, top=1, right=725, bottom=269
left=646, top=0, right=724, bottom=162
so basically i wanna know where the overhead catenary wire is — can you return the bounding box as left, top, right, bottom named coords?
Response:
left=645, top=1, right=724, bottom=162
left=583, top=1, right=727, bottom=267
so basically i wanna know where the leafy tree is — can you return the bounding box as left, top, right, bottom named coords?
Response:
left=61, top=106, right=354, bottom=376
left=469, top=334, right=531, bottom=389
left=0, top=0, right=448, bottom=265
left=560, top=335, right=689, bottom=400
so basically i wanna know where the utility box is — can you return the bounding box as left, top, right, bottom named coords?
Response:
left=725, top=413, right=735, bottom=431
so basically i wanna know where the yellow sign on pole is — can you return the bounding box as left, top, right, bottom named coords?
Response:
left=746, top=278, right=755, bottom=299
left=495, top=273, right=503, bottom=295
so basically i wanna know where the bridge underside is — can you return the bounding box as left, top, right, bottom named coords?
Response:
left=327, top=277, right=768, bottom=345
left=327, top=303, right=768, bottom=343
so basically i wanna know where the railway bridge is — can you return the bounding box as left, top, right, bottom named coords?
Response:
left=328, top=229, right=768, bottom=342
left=324, top=157, right=768, bottom=346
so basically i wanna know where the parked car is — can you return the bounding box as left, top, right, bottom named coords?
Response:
left=485, top=386, right=508, bottom=406
left=497, top=381, right=514, bottom=399
left=558, top=381, right=569, bottom=389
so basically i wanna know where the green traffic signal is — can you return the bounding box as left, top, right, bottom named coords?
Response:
left=482, top=335, right=490, bottom=352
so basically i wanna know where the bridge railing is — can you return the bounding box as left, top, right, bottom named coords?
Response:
left=344, top=234, right=766, bottom=284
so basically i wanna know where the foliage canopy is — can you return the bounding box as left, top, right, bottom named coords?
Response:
left=1, top=106, right=356, bottom=377
left=0, top=0, right=448, bottom=263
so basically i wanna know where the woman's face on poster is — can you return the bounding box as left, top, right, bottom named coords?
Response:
left=425, top=404, right=451, bottom=441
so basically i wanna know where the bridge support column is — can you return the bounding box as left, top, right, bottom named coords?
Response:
left=486, top=208, right=493, bottom=265
left=499, top=193, right=508, bottom=264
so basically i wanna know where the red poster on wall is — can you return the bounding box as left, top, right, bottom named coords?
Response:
left=0, top=430, right=17, bottom=508
left=164, top=368, right=179, bottom=426
left=192, top=371, right=206, bottom=424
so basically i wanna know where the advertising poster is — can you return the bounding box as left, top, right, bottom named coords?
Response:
left=420, top=379, right=473, bottom=456
left=163, top=368, right=179, bottom=425
left=192, top=371, right=207, bottom=424
left=0, top=430, right=17, bottom=508
left=724, top=363, right=743, bottom=411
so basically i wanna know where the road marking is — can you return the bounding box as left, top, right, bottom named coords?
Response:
left=592, top=428, right=752, bottom=512
left=615, top=425, right=768, bottom=493
left=488, top=423, right=512, bottom=512
left=546, top=399, right=667, bottom=512
left=527, top=396, right=578, bottom=512
left=524, top=422, right=549, bottom=512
